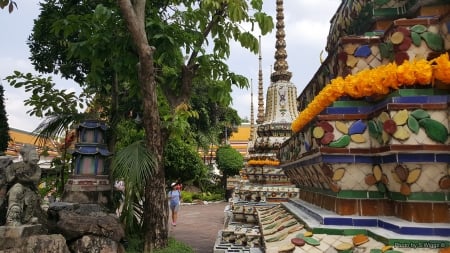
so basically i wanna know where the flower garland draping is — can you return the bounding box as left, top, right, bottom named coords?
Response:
left=291, top=53, right=450, bottom=133
left=247, top=159, right=280, bottom=166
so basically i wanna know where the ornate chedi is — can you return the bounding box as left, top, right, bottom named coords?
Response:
left=218, top=1, right=450, bottom=252
left=278, top=0, right=450, bottom=246
left=236, top=0, right=299, bottom=203
left=62, top=120, right=112, bottom=205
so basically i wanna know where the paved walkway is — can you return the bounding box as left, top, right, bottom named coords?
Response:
left=169, top=201, right=227, bottom=253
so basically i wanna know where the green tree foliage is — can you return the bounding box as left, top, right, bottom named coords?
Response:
left=163, top=137, right=208, bottom=187
left=0, top=85, right=10, bottom=154
left=5, top=72, right=86, bottom=118
left=188, top=81, right=241, bottom=154
left=0, top=0, right=16, bottom=13
left=216, top=145, right=243, bottom=193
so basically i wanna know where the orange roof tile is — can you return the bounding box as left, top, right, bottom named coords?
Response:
left=230, top=123, right=251, bottom=142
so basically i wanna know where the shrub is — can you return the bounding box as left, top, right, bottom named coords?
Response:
left=181, top=191, right=193, bottom=203
left=154, top=238, right=194, bottom=253
left=125, top=237, right=194, bottom=253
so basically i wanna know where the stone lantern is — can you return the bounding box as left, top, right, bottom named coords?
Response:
left=62, top=120, right=112, bottom=205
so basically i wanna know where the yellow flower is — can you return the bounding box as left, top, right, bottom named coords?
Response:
left=397, top=61, right=415, bottom=86
left=380, top=63, right=399, bottom=90
left=414, top=59, right=432, bottom=85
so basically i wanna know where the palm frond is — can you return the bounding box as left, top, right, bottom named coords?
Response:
left=32, top=113, right=85, bottom=146
left=112, top=140, right=155, bottom=233
left=111, top=140, right=156, bottom=190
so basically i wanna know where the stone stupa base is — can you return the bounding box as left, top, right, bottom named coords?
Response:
left=62, top=175, right=111, bottom=206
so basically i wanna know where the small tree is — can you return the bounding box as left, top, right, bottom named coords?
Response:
left=0, top=85, right=10, bottom=155
left=216, top=145, right=243, bottom=199
left=164, top=138, right=208, bottom=188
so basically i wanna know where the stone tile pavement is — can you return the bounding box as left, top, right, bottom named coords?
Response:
left=169, top=201, right=228, bottom=253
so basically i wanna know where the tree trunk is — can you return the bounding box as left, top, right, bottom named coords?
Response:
left=139, top=46, right=168, bottom=251
left=118, top=0, right=169, bottom=251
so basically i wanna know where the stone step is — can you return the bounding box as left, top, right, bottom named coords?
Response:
left=283, top=198, right=450, bottom=246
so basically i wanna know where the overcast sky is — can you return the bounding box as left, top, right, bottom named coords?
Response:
left=0, top=0, right=341, bottom=132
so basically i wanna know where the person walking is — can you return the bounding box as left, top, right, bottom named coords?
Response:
left=168, top=182, right=181, bottom=226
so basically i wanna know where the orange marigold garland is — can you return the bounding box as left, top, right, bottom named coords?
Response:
left=291, top=53, right=450, bottom=133
left=414, top=59, right=433, bottom=85
left=434, top=53, right=450, bottom=83
left=247, top=159, right=280, bottom=166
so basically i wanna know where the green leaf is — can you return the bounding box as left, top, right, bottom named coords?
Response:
left=303, top=237, right=320, bottom=246
left=420, top=32, right=444, bottom=51
left=250, top=0, right=263, bottom=10
left=379, top=42, right=393, bottom=59
left=411, top=24, right=427, bottom=33
left=419, top=118, right=449, bottom=143
left=0, top=0, right=8, bottom=9
left=411, top=31, right=422, bottom=47
left=407, top=115, right=420, bottom=134
left=410, top=109, right=430, bottom=120
left=254, top=12, right=274, bottom=35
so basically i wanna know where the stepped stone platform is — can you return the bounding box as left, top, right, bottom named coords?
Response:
left=216, top=199, right=450, bottom=253
left=284, top=199, right=450, bottom=250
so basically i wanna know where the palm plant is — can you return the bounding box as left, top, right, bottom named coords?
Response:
left=111, top=140, right=156, bottom=233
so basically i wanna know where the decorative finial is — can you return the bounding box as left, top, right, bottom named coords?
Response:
left=249, top=79, right=255, bottom=141
left=270, top=0, right=292, bottom=83
left=257, top=35, right=265, bottom=124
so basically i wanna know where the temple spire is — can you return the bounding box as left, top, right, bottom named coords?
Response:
left=270, top=0, right=292, bottom=83
left=256, top=35, right=265, bottom=124
left=249, top=79, right=255, bottom=141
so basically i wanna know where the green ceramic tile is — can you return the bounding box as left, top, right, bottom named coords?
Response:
left=337, top=190, right=385, bottom=199
left=373, top=8, right=403, bottom=17
left=389, top=88, right=449, bottom=97
left=389, top=192, right=447, bottom=201
left=332, top=100, right=371, bottom=107
left=367, top=230, right=389, bottom=245
left=342, top=229, right=367, bottom=236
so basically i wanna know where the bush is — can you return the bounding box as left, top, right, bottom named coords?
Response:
left=200, top=192, right=223, bottom=202
left=186, top=191, right=224, bottom=202
left=181, top=191, right=193, bottom=203
left=123, top=234, right=143, bottom=253
left=154, top=238, right=195, bottom=253
left=124, top=237, right=194, bottom=253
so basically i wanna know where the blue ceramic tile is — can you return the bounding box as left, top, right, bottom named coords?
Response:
left=323, top=217, right=353, bottom=226
left=436, top=154, right=450, bottom=163
left=323, top=155, right=354, bottom=163
left=392, top=96, right=428, bottom=103
left=400, top=226, right=434, bottom=236
left=378, top=220, right=400, bottom=232
left=397, top=153, right=435, bottom=163
left=326, top=107, right=361, bottom=114
left=434, top=227, right=450, bottom=237
left=358, top=106, right=373, bottom=114
left=380, top=154, right=397, bottom=163
left=353, top=218, right=378, bottom=227
left=354, top=45, right=371, bottom=57
left=426, top=95, right=449, bottom=103
left=354, top=155, right=375, bottom=164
